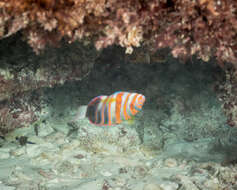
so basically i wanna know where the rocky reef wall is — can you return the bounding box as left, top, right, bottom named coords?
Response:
left=0, top=34, right=98, bottom=135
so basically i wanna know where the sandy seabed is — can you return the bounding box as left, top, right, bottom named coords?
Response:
left=1, top=53, right=237, bottom=190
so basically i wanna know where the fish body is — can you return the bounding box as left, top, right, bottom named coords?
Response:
left=86, top=91, right=145, bottom=126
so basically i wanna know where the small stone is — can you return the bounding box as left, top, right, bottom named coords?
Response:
left=0, top=183, right=16, bottom=190
left=100, top=171, right=112, bottom=177
left=175, top=175, right=199, bottom=190
left=74, top=154, right=85, bottom=159
left=204, top=178, right=220, bottom=190
left=145, top=160, right=153, bottom=168
left=164, top=158, right=177, bottom=168
left=160, top=182, right=179, bottom=190
left=119, top=167, right=128, bottom=174
left=133, top=165, right=149, bottom=178
left=113, top=176, right=126, bottom=186
left=15, top=166, right=22, bottom=170
left=37, top=124, right=54, bottom=137
left=0, top=149, right=10, bottom=159
left=143, top=183, right=163, bottom=190
left=57, top=161, right=75, bottom=174
left=26, top=145, right=43, bottom=157
left=10, top=147, right=25, bottom=157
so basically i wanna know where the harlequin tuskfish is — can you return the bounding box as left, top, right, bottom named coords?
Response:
left=85, top=91, right=145, bottom=125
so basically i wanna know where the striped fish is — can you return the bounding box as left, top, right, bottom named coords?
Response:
left=86, top=92, right=145, bottom=125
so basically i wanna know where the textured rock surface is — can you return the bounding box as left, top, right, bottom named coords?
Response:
left=0, top=114, right=237, bottom=190
left=0, top=34, right=98, bottom=102
left=0, top=35, right=98, bottom=134
left=217, top=67, right=237, bottom=128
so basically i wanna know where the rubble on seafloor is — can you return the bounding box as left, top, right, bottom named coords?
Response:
left=0, top=48, right=237, bottom=189
left=0, top=113, right=237, bottom=190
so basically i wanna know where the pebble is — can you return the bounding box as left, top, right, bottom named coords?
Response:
left=0, top=183, right=16, bottom=190
left=164, top=158, right=177, bottom=168
left=37, top=124, right=54, bottom=137
left=175, top=175, right=199, bottom=190
left=0, top=149, right=10, bottom=159
left=113, top=176, right=127, bottom=186
left=10, top=147, right=25, bottom=157
left=160, top=182, right=179, bottom=190
left=204, top=178, right=220, bottom=190
left=133, top=165, right=149, bottom=178
left=26, top=144, right=44, bottom=157
left=100, top=170, right=113, bottom=177
left=143, top=183, right=163, bottom=190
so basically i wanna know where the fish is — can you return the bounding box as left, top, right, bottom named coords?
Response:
left=85, top=91, right=145, bottom=125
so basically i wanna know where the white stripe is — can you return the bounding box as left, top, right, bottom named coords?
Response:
left=107, top=94, right=116, bottom=124
left=119, top=92, right=130, bottom=120
left=135, top=95, right=145, bottom=110
left=96, top=96, right=107, bottom=123
left=110, top=100, right=116, bottom=123
left=126, top=93, right=137, bottom=116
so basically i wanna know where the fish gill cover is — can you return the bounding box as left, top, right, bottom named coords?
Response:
left=0, top=0, right=237, bottom=66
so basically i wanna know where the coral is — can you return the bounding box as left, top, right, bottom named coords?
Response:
left=0, top=0, right=236, bottom=64
left=0, top=92, right=38, bottom=135
left=125, top=47, right=168, bottom=64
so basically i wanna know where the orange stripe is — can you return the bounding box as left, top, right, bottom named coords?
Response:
left=115, top=92, right=123, bottom=124
left=131, top=108, right=138, bottom=115
left=123, top=94, right=131, bottom=120
left=108, top=97, right=112, bottom=125
left=130, top=94, right=139, bottom=115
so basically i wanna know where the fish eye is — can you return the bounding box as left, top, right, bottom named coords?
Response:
left=137, top=96, right=145, bottom=105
